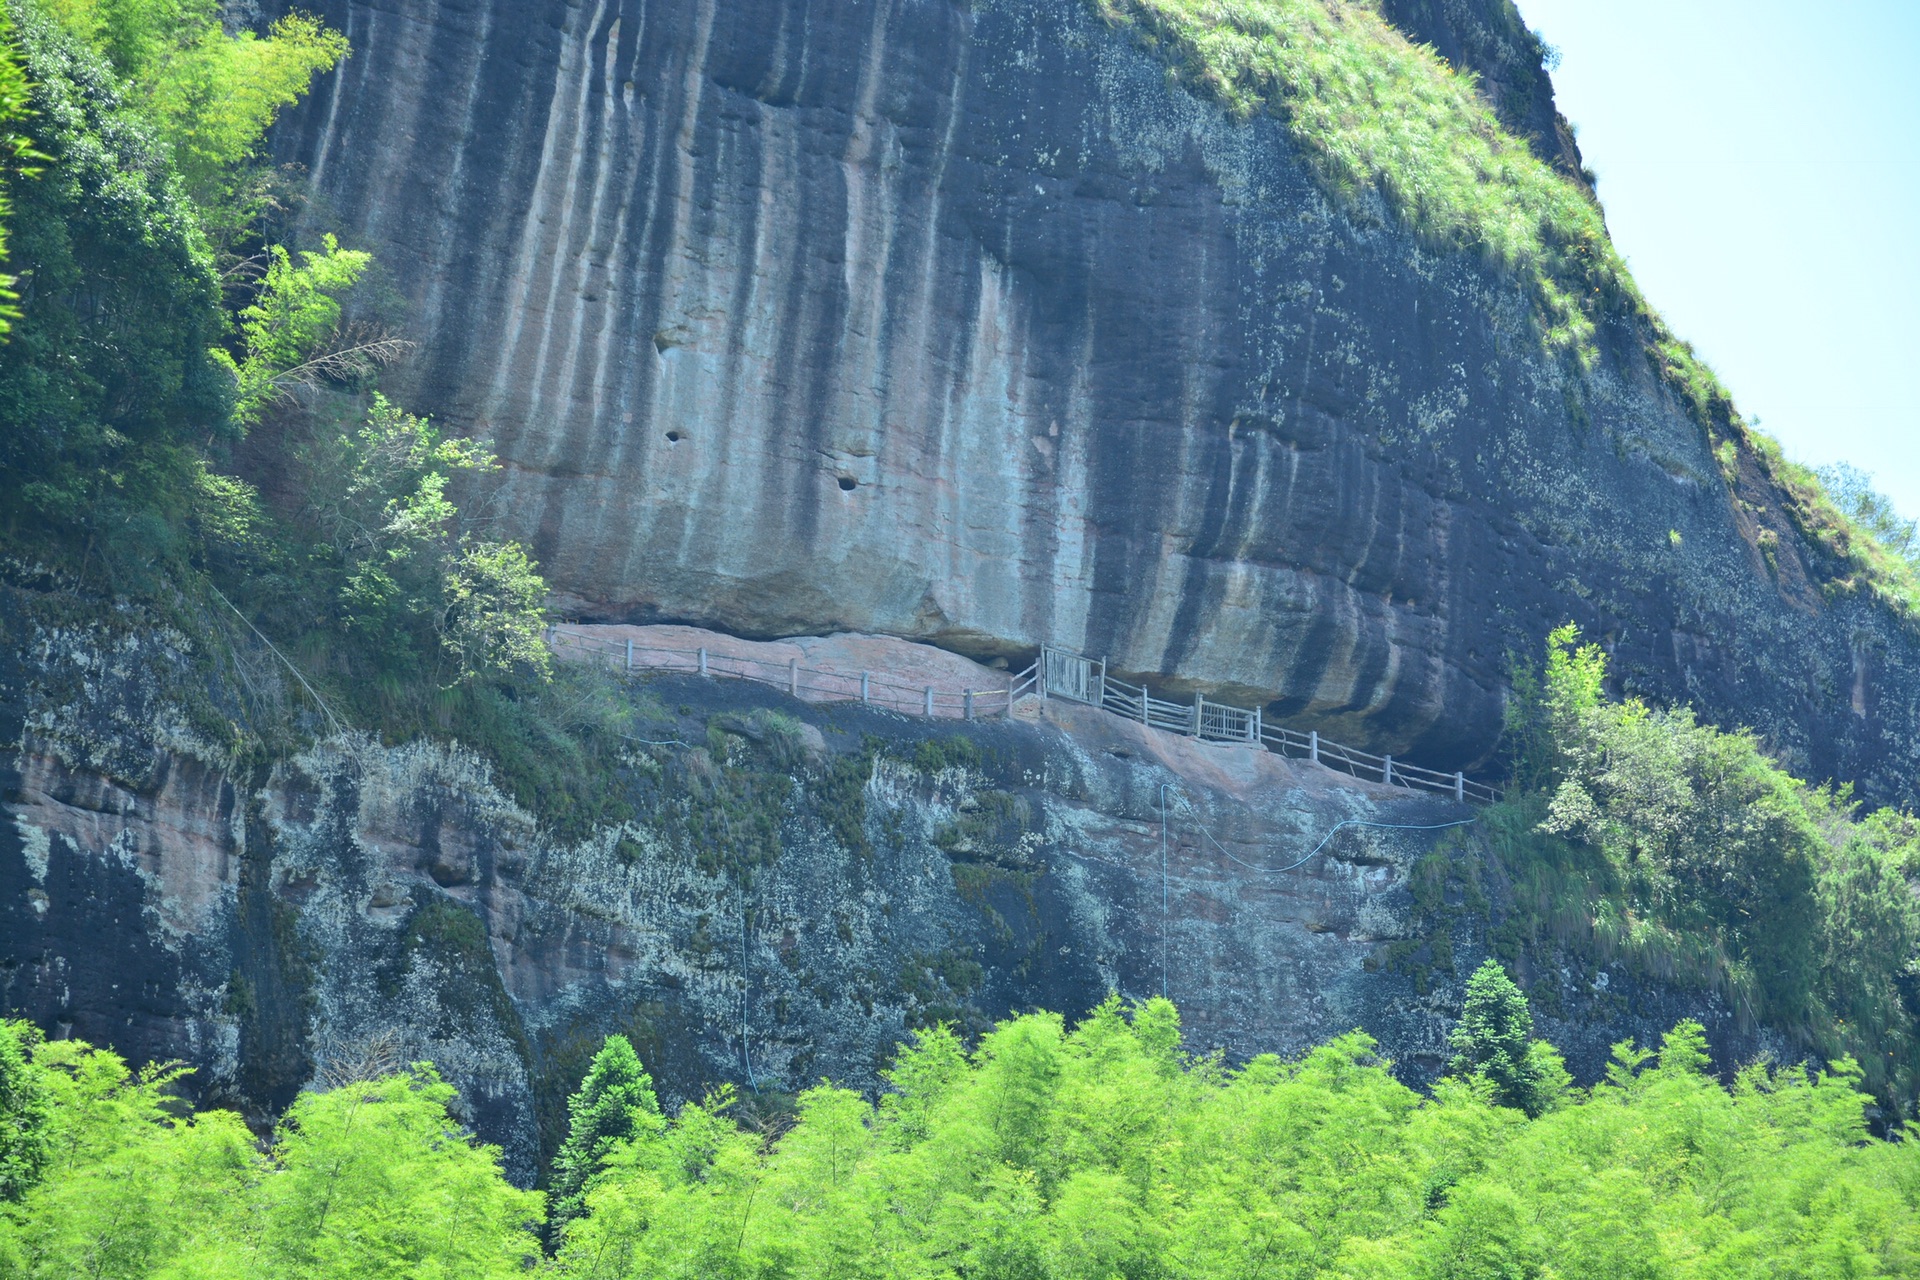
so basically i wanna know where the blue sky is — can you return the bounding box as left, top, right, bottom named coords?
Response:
left=1513, top=0, right=1920, bottom=519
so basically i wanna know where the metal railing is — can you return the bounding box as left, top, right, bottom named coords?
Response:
left=1030, top=645, right=1500, bottom=805
left=546, top=630, right=1500, bottom=805
left=548, top=630, right=1020, bottom=722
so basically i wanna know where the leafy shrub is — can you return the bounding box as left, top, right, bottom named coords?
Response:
left=0, top=6, right=230, bottom=559
left=216, top=234, right=404, bottom=427
left=0, top=6, right=38, bottom=333
left=36, top=0, right=345, bottom=235
left=297, top=393, right=551, bottom=689
left=1497, top=625, right=1920, bottom=1106
left=911, top=735, right=985, bottom=775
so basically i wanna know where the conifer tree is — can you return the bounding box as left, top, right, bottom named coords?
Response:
left=549, top=1034, right=662, bottom=1239
left=1448, top=959, right=1569, bottom=1116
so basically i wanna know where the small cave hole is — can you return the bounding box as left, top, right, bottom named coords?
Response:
left=837, top=475, right=858, bottom=492
left=665, top=430, right=682, bottom=444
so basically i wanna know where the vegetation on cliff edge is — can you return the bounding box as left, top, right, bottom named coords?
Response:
left=1101, top=0, right=1626, bottom=360
left=0, top=0, right=587, bottom=831
left=1099, top=0, right=1920, bottom=618
left=1441, top=626, right=1920, bottom=1112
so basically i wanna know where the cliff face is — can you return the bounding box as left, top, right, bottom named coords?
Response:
left=267, top=0, right=1920, bottom=800
left=1, top=588, right=1780, bottom=1180
left=1376, top=0, right=1592, bottom=190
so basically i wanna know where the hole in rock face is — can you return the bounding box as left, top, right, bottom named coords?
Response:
left=665, top=431, right=682, bottom=444
left=837, top=476, right=857, bottom=492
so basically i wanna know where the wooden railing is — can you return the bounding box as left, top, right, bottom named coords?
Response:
left=547, top=631, right=1500, bottom=805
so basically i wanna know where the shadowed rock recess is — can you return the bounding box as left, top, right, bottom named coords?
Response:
left=269, top=0, right=1920, bottom=801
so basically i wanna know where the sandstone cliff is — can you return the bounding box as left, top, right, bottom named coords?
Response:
left=0, top=581, right=1778, bottom=1180
left=267, top=0, right=1920, bottom=802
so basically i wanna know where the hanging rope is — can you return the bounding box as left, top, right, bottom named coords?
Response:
left=618, top=732, right=692, bottom=747
left=1161, top=784, right=1476, bottom=875
left=1155, top=783, right=1478, bottom=998
left=208, top=583, right=345, bottom=736
left=740, top=901, right=760, bottom=1092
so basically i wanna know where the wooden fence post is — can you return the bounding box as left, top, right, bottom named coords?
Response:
left=1382, top=755, right=1393, bottom=786
left=1309, top=730, right=1319, bottom=764
left=924, top=686, right=935, bottom=717
left=860, top=672, right=870, bottom=704
left=1192, top=692, right=1203, bottom=737
left=698, top=647, right=708, bottom=677
left=624, top=638, right=633, bottom=672
left=1455, top=771, right=1465, bottom=803
left=1141, top=686, right=1150, bottom=727
left=964, top=689, right=974, bottom=721
left=788, top=659, right=798, bottom=697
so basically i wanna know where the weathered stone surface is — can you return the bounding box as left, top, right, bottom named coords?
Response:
left=265, top=0, right=1920, bottom=802
left=2, top=597, right=1789, bottom=1181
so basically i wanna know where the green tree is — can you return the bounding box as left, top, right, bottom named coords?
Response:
left=303, top=394, right=552, bottom=687
left=0, top=1037, right=257, bottom=1278
left=0, top=4, right=43, bottom=336
left=0, top=1037, right=542, bottom=1278
left=0, top=0, right=365, bottom=579
left=547, top=999, right=1920, bottom=1279
left=973, top=1011, right=1065, bottom=1175
left=0, top=1004, right=1906, bottom=1280
left=549, top=1035, right=663, bottom=1241
left=36, top=0, right=346, bottom=232
left=1819, top=462, right=1918, bottom=564
left=441, top=538, right=553, bottom=679
left=875, top=1021, right=969, bottom=1148
left=0, top=1023, right=52, bottom=1201
left=259, top=1066, right=545, bottom=1278
left=0, top=4, right=230, bottom=553
left=1448, top=960, right=1569, bottom=1117
left=1503, top=620, right=1605, bottom=792
left=216, top=233, right=392, bottom=429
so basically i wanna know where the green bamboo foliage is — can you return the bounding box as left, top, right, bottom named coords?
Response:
left=6, top=1001, right=1918, bottom=1275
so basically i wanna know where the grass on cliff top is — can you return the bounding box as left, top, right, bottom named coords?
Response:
left=1765, top=442, right=1920, bottom=617
left=1099, top=0, right=1634, bottom=360
left=1098, top=0, right=1920, bottom=619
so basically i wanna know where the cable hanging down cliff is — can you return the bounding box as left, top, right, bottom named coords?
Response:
left=1154, top=783, right=1478, bottom=999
